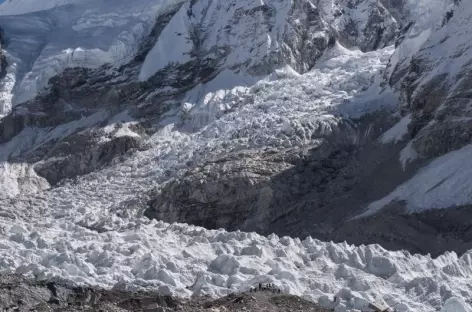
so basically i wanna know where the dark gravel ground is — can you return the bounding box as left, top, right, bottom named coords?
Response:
left=0, top=275, right=330, bottom=312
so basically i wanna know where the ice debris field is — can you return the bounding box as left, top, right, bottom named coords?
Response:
left=3, top=217, right=472, bottom=312
left=0, top=1, right=471, bottom=312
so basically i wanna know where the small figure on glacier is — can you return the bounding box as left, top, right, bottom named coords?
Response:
left=330, top=296, right=341, bottom=311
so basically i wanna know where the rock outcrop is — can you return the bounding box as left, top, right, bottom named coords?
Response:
left=399, top=0, right=472, bottom=160
left=140, top=0, right=398, bottom=82
left=331, top=0, right=397, bottom=52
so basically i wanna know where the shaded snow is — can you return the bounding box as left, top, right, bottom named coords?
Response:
left=362, top=144, right=472, bottom=216
left=138, top=0, right=191, bottom=81
left=383, top=0, right=455, bottom=86
left=361, top=0, right=472, bottom=216
left=0, top=0, right=81, bottom=15
left=399, top=141, right=418, bottom=170
left=440, top=298, right=471, bottom=312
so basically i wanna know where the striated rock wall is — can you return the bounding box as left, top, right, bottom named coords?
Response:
left=0, top=26, right=6, bottom=81
left=384, top=0, right=470, bottom=161
left=145, top=113, right=405, bottom=236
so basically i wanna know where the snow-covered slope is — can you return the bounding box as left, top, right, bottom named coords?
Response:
left=139, top=0, right=397, bottom=82
left=0, top=0, right=81, bottom=15
left=0, top=0, right=179, bottom=114
left=361, top=144, right=472, bottom=217
left=0, top=40, right=462, bottom=311
left=361, top=0, right=472, bottom=216
left=0, top=0, right=398, bottom=200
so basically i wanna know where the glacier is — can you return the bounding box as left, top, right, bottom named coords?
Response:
left=0, top=0, right=471, bottom=311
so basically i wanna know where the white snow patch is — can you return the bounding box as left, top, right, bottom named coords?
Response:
left=180, top=69, right=257, bottom=131
left=383, top=0, right=455, bottom=86
left=380, top=114, right=411, bottom=144
left=114, top=126, right=141, bottom=138
left=400, top=141, right=418, bottom=170
left=138, top=1, right=192, bottom=81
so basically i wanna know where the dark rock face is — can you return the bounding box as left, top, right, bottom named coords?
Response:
left=0, top=67, right=151, bottom=186
left=281, top=1, right=332, bottom=73
left=385, top=0, right=472, bottom=161
left=0, top=26, right=6, bottom=81
left=32, top=133, right=145, bottom=185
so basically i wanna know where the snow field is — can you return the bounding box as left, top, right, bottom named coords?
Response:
left=361, top=143, right=472, bottom=216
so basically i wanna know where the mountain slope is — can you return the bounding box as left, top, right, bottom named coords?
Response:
left=359, top=0, right=472, bottom=216
left=0, top=0, right=472, bottom=311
